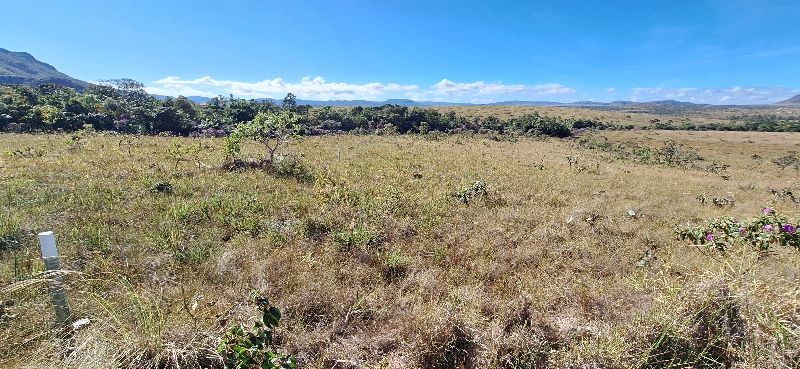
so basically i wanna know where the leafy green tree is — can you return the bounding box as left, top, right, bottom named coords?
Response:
left=233, top=111, right=300, bottom=163
left=282, top=93, right=297, bottom=110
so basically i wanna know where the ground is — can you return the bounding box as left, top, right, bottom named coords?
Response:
left=0, top=127, right=799, bottom=368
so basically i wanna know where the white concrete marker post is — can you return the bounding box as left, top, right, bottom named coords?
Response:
left=38, top=231, right=72, bottom=329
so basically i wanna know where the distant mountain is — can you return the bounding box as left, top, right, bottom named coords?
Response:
left=148, top=96, right=713, bottom=108
left=149, top=95, right=725, bottom=108
left=778, top=94, right=800, bottom=105
left=292, top=98, right=475, bottom=107
left=486, top=100, right=563, bottom=106
left=0, top=48, right=88, bottom=91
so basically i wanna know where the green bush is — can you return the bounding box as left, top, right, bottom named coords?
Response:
left=676, top=207, right=800, bottom=252
left=218, top=292, right=296, bottom=369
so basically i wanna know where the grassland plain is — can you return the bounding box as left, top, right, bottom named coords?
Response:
left=434, top=105, right=800, bottom=128
left=0, top=129, right=799, bottom=368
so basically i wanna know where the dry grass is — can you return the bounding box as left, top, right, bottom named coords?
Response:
left=1, top=128, right=799, bottom=368
left=432, top=104, right=797, bottom=128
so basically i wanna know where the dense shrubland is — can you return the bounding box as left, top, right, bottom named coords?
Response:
left=0, top=82, right=583, bottom=138
left=640, top=116, right=800, bottom=132
left=5, top=81, right=798, bottom=139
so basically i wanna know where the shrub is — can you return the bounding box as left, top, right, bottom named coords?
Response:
left=218, top=291, right=296, bottom=369
left=233, top=111, right=301, bottom=164
left=333, top=223, right=383, bottom=252
left=773, top=152, right=800, bottom=171
left=676, top=207, right=800, bottom=252
left=270, top=153, right=314, bottom=182
left=149, top=180, right=173, bottom=194
left=454, top=181, right=488, bottom=205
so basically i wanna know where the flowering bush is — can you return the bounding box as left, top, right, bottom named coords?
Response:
left=676, top=207, right=800, bottom=251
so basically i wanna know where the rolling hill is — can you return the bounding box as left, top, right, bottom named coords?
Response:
left=0, top=48, right=88, bottom=91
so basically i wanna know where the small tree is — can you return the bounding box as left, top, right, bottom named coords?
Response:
left=282, top=93, right=297, bottom=110
left=233, top=111, right=300, bottom=163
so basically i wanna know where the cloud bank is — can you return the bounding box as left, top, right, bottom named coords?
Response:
left=145, top=75, right=797, bottom=104
left=147, top=76, right=418, bottom=100
left=430, top=79, right=574, bottom=96
left=145, top=76, right=576, bottom=102
left=630, top=86, right=799, bottom=105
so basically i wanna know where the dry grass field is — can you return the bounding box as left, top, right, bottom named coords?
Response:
left=433, top=105, right=799, bottom=128
left=1, top=128, right=799, bottom=368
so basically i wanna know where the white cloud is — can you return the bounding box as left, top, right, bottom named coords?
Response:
left=630, top=86, right=799, bottom=104
left=147, top=75, right=418, bottom=100
left=605, top=87, right=616, bottom=92
left=430, top=79, right=575, bottom=96
left=146, top=76, right=577, bottom=103
left=145, top=84, right=218, bottom=98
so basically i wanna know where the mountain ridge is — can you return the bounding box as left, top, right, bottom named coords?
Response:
left=2, top=49, right=797, bottom=107
left=0, top=48, right=88, bottom=91
left=778, top=94, right=800, bottom=105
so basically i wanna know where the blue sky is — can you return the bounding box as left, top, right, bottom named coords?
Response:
left=2, top=0, right=799, bottom=104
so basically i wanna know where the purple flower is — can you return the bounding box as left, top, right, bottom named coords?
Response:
left=781, top=224, right=796, bottom=234
left=763, top=224, right=774, bottom=232
left=763, top=207, right=775, bottom=215
left=705, top=233, right=714, bottom=241
left=738, top=227, right=746, bottom=234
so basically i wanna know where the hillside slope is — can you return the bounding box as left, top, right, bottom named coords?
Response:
left=0, top=48, right=88, bottom=91
left=778, top=93, right=800, bottom=104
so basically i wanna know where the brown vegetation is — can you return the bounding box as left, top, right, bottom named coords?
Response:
left=1, top=128, right=799, bottom=368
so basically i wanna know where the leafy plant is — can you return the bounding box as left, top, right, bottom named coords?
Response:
left=218, top=291, right=296, bottom=369
left=676, top=207, right=800, bottom=252
left=333, top=223, right=383, bottom=252
left=149, top=180, right=173, bottom=194
left=66, top=132, right=84, bottom=149
left=454, top=180, right=488, bottom=205
left=232, top=111, right=301, bottom=164
left=223, top=135, right=242, bottom=162
left=165, top=140, right=201, bottom=170
left=773, top=152, right=800, bottom=171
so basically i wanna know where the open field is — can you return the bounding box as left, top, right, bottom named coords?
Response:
left=1, top=129, right=800, bottom=368
left=433, top=105, right=800, bottom=128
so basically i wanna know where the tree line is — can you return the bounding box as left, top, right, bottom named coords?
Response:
left=4, top=80, right=796, bottom=137
left=0, top=80, right=597, bottom=138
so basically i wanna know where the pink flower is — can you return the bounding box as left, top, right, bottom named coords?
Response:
left=705, top=233, right=714, bottom=241
left=763, top=207, right=775, bottom=215
left=763, top=224, right=774, bottom=232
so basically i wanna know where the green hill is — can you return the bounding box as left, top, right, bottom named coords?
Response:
left=0, top=48, right=88, bottom=91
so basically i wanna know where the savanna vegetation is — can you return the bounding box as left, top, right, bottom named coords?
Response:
left=0, top=81, right=583, bottom=139
left=1, top=115, right=799, bottom=368
left=3, top=81, right=800, bottom=140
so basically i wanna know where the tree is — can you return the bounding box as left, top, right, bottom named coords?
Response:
left=282, top=93, right=297, bottom=110
left=233, top=111, right=300, bottom=163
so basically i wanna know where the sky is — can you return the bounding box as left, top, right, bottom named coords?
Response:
left=2, top=0, right=799, bottom=104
